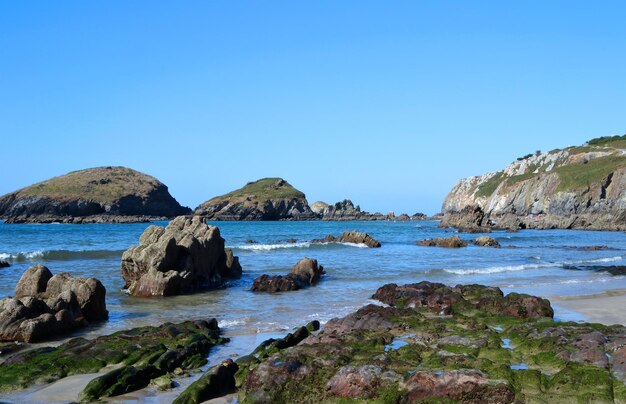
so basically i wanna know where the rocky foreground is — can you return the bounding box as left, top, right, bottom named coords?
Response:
left=3, top=281, right=626, bottom=403
left=441, top=134, right=626, bottom=231
left=0, top=166, right=190, bottom=224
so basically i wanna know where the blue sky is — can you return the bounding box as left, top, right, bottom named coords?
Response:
left=1, top=2, right=625, bottom=214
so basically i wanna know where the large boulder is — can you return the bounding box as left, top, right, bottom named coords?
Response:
left=0, top=265, right=108, bottom=342
left=317, top=231, right=381, bottom=248
left=121, top=216, right=242, bottom=296
left=251, top=258, right=325, bottom=293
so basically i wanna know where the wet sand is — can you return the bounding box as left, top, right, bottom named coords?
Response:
left=553, top=288, right=626, bottom=326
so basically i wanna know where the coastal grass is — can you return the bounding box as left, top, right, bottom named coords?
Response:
left=13, top=166, right=160, bottom=203
left=476, top=171, right=505, bottom=197
left=554, top=154, right=626, bottom=192
left=205, top=177, right=305, bottom=204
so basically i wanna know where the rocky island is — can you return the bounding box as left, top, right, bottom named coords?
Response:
left=194, top=178, right=318, bottom=220
left=441, top=135, right=626, bottom=231
left=0, top=166, right=191, bottom=223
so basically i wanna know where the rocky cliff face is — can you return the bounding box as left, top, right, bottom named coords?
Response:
left=441, top=135, right=626, bottom=230
left=0, top=166, right=191, bottom=223
left=194, top=178, right=318, bottom=220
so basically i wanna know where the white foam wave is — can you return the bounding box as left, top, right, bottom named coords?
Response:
left=233, top=241, right=368, bottom=251
left=234, top=242, right=312, bottom=251
left=443, top=255, right=623, bottom=275
left=218, top=318, right=248, bottom=328
left=0, top=250, right=45, bottom=261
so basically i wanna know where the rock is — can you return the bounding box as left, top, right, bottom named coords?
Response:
left=173, top=359, right=239, bottom=404
left=121, top=216, right=242, bottom=296
left=0, top=265, right=107, bottom=342
left=316, top=231, right=381, bottom=248
left=327, top=365, right=385, bottom=398
left=0, top=166, right=190, bottom=224
left=416, top=235, right=468, bottom=248
left=14, top=264, right=52, bottom=297
left=402, top=370, right=514, bottom=403
left=473, top=236, right=501, bottom=247
left=238, top=281, right=623, bottom=403
left=194, top=178, right=318, bottom=220
left=372, top=281, right=553, bottom=319
left=251, top=258, right=325, bottom=293
left=441, top=137, right=626, bottom=231
left=0, top=260, right=9, bottom=268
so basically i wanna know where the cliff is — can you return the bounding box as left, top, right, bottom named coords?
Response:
left=0, top=166, right=191, bottom=223
left=441, top=134, right=626, bottom=231
left=194, top=178, right=317, bottom=220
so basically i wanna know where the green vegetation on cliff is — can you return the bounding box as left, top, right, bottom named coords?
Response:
left=207, top=178, right=305, bottom=204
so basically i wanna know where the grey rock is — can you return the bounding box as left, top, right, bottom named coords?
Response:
left=121, top=216, right=242, bottom=296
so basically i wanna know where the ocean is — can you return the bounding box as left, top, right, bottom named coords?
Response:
left=1, top=219, right=626, bottom=361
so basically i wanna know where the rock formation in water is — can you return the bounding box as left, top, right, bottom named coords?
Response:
left=0, top=264, right=108, bottom=342
left=251, top=257, right=325, bottom=292
left=0, top=166, right=191, bottom=223
left=315, top=231, right=382, bottom=248
left=310, top=199, right=425, bottom=221
left=121, top=216, right=242, bottom=296
left=194, top=178, right=317, bottom=220
left=441, top=134, right=626, bottom=231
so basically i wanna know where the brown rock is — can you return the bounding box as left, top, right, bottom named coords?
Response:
left=0, top=265, right=107, bottom=342
left=251, top=258, right=325, bottom=293
left=473, top=236, right=501, bottom=248
left=318, top=231, right=381, bottom=248
left=14, top=264, right=52, bottom=298
left=417, top=235, right=468, bottom=248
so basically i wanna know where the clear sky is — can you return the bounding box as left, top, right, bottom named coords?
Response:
left=1, top=2, right=625, bottom=215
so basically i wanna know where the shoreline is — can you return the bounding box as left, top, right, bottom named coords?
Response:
left=551, top=288, right=626, bottom=326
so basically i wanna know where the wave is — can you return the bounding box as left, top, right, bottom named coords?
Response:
left=0, top=249, right=125, bottom=262
left=442, top=255, right=623, bottom=275
left=232, top=241, right=369, bottom=252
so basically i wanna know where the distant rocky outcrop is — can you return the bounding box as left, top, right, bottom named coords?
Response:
left=310, top=199, right=425, bottom=221
left=441, top=135, right=626, bottom=231
left=0, top=264, right=108, bottom=342
left=195, top=178, right=317, bottom=221
left=251, top=258, right=325, bottom=293
left=0, top=166, right=191, bottom=224
left=121, top=216, right=241, bottom=296
left=315, top=231, right=381, bottom=248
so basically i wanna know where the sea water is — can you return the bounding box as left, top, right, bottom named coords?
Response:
left=1, top=219, right=626, bottom=346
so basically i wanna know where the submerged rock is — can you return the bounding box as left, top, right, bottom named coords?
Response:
left=0, top=264, right=108, bottom=342
left=416, top=235, right=468, bottom=248
left=0, top=260, right=9, bottom=268
left=121, top=216, right=242, bottom=296
left=315, top=231, right=381, bottom=248
left=251, top=258, right=325, bottom=293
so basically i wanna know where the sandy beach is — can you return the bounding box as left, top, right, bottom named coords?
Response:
left=553, top=288, right=626, bottom=326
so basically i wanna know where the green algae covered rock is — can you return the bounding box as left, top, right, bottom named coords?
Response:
left=0, top=318, right=227, bottom=399
left=234, top=281, right=626, bottom=403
